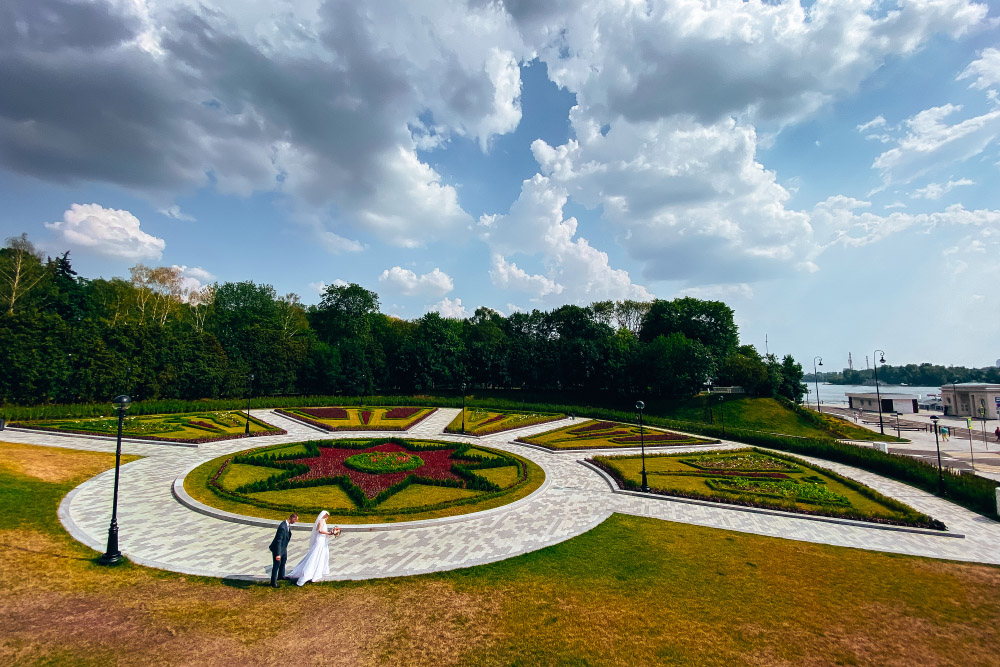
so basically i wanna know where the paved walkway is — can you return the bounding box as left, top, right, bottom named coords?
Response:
left=2, top=407, right=999, bottom=582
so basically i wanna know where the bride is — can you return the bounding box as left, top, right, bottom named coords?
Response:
left=286, top=510, right=340, bottom=586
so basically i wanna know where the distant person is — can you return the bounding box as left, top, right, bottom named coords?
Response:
left=940, top=426, right=949, bottom=441
left=269, top=513, right=297, bottom=588
left=994, top=426, right=999, bottom=442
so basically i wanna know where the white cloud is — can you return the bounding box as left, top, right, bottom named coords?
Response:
left=3, top=0, right=530, bottom=252
left=308, top=279, right=348, bottom=295
left=678, top=283, right=754, bottom=301
left=958, top=48, right=1000, bottom=90
left=427, top=297, right=468, bottom=318
left=812, top=196, right=1000, bottom=248
left=530, top=113, right=813, bottom=284
left=872, top=104, right=1000, bottom=186
left=171, top=265, right=214, bottom=296
left=158, top=205, right=195, bottom=221
left=489, top=254, right=563, bottom=298
left=518, top=0, right=986, bottom=126
left=858, top=116, right=887, bottom=133
left=912, top=178, right=975, bottom=200
left=378, top=266, right=454, bottom=297
left=480, top=174, right=652, bottom=304
left=44, top=203, right=165, bottom=260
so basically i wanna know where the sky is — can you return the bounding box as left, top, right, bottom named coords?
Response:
left=2, top=0, right=999, bottom=370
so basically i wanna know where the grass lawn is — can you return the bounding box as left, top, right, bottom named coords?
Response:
left=594, top=448, right=939, bottom=528
left=184, top=447, right=545, bottom=525
left=2, top=441, right=999, bottom=666
left=654, top=395, right=907, bottom=442
left=277, top=406, right=435, bottom=431
left=518, top=418, right=715, bottom=450
left=11, top=410, right=282, bottom=442
left=444, top=408, right=563, bottom=436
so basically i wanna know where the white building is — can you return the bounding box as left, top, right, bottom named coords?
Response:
left=846, top=392, right=919, bottom=414
left=941, top=383, right=1000, bottom=418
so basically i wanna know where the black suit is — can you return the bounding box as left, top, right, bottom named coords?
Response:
left=269, top=520, right=292, bottom=586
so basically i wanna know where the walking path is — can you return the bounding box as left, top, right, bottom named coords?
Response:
left=820, top=405, right=1000, bottom=482
left=2, top=407, right=998, bottom=581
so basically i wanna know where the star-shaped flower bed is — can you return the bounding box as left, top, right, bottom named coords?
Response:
left=292, top=441, right=465, bottom=498
left=221, top=438, right=520, bottom=510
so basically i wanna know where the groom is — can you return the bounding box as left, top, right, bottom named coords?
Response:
left=268, top=513, right=298, bottom=587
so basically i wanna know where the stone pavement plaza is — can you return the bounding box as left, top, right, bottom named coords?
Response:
left=3, top=408, right=999, bottom=581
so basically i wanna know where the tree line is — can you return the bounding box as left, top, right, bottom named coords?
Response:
left=0, top=235, right=805, bottom=405
left=805, top=364, right=1000, bottom=387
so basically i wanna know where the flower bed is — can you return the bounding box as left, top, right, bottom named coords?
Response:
left=344, top=451, right=424, bottom=474
left=384, top=407, right=420, bottom=419
left=609, top=433, right=692, bottom=444
left=589, top=448, right=945, bottom=530
left=518, top=419, right=715, bottom=450
left=207, top=437, right=531, bottom=513
left=10, top=411, right=285, bottom=443
left=299, top=407, right=349, bottom=420
left=444, top=409, right=564, bottom=436
left=275, top=407, right=436, bottom=431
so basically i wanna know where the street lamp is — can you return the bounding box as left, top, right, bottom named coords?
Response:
left=636, top=400, right=649, bottom=492
left=929, top=415, right=944, bottom=495
left=981, top=399, right=990, bottom=452
left=244, top=373, right=254, bottom=436
left=718, top=394, right=726, bottom=437
left=873, top=350, right=886, bottom=435
left=894, top=412, right=901, bottom=439
left=813, top=356, right=823, bottom=413
left=461, top=382, right=467, bottom=434
left=99, top=394, right=131, bottom=565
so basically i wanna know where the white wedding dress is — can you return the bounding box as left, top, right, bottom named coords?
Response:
left=286, top=511, right=331, bottom=586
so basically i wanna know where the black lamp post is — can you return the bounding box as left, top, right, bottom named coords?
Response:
left=461, top=382, right=467, bottom=434
left=873, top=349, right=885, bottom=435
left=99, top=394, right=131, bottom=565
left=930, top=415, right=944, bottom=495
left=813, top=356, right=823, bottom=413
left=636, top=400, right=649, bottom=492
left=718, top=394, right=726, bottom=437
left=244, top=373, right=254, bottom=436
left=981, top=399, right=990, bottom=452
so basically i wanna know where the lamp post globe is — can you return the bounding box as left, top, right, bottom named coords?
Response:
left=245, top=373, right=255, bottom=436
left=930, top=415, right=944, bottom=495
left=873, top=350, right=886, bottom=435
left=635, top=401, right=648, bottom=492
left=99, top=394, right=131, bottom=565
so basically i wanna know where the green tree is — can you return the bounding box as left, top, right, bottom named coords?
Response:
left=639, top=297, right=738, bottom=363
left=778, top=355, right=806, bottom=402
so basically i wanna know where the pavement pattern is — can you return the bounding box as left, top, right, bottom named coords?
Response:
left=2, top=407, right=998, bottom=582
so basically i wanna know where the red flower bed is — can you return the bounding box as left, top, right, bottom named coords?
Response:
left=300, top=407, right=350, bottom=420
left=190, top=420, right=221, bottom=431
left=294, top=442, right=461, bottom=498
left=478, top=414, right=506, bottom=427
left=384, top=407, right=420, bottom=419
left=569, top=421, right=618, bottom=434
left=610, top=433, right=688, bottom=443
left=361, top=410, right=372, bottom=425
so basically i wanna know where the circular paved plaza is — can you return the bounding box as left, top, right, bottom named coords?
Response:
left=5, top=408, right=999, bottom=580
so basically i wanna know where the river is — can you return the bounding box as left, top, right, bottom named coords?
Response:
left=803, top=383, right=942, bottom=407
